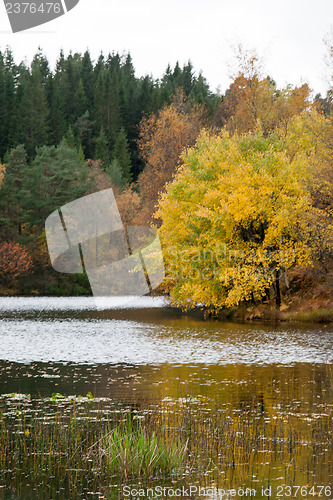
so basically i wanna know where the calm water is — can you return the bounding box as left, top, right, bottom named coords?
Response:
left=0, top=297, right=332, bottom=499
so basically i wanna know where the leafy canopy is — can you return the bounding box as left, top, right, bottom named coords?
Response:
left=157, top=130, right=315, bottom=311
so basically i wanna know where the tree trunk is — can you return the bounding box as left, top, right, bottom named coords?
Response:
left=263, top=287, right=270, bottom=303
left=275, top=270, right=281, bottom=309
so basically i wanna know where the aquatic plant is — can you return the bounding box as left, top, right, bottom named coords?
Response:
left=98, top=417, right=187, bottom=479
left=0, top=391, right=332, bottom=499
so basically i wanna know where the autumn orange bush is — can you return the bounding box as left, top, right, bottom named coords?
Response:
left=213, top=46, right=313, bottom=136
left=137, top=91, right=208, bottom=225
left=0, top=241, right=33, bottom=283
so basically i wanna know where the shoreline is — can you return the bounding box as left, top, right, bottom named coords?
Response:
left=1, top=293, right=332, bottom=324
left=216, top=304, right=333, bottom=324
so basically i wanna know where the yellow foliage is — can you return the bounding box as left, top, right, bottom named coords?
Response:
left=282, top=110, right=333, bottom=216
left=156, top=129, right=327, bottom=312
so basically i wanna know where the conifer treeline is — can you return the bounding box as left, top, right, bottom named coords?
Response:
left=0, top=47, right=214, bottom=179
left=1, top=44, right=332, bottom=298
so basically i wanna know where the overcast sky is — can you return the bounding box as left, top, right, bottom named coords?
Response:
left=0, top=0, right=332, bottom=95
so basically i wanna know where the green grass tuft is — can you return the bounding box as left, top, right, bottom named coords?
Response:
left=100, top=420, right=186, bottom=478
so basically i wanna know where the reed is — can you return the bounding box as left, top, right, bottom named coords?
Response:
left=0, top=394, right=332, bottom=498
left=97, top=418, right=187, bottom=479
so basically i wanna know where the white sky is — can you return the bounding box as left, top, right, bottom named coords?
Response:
left=0, top=0, right=332, bottom=95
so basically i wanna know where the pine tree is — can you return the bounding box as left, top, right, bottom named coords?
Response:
left=105, top=71, right=122, bottom=146
left=95, top=128, right=110, bottom=167
left=138, top=76, right=154, bottom=114
left=81, top=50, right=95, bottom=111
left=94, top=53, right=105, bottom=79
left=106, top=159, right=125, bottom=189
left=31, top=47, right=50, bottom=86
left=23, top=141, right=90, bottom=229
left=190, top=72, right=210, bottom=105
left=94, top=70, right=106, bottom=131
left=64, top=125, right=77, bottom=149
left=113, top=127, right=132, bottom=184
left=0, top=48, right=214, bottom=171
left=120, top=53, right=136, bottom=131
left=62, top=52, right=81, bottom=124
left=17, top=67, right=49, bottom=157
left=0, top=144, right=28, bottom=239
left=74, top=111, right=94, bottom=158
left=182, top=61, right=194, bottom=96
left=75, top=78, right=88, bottom=117
left=0, top=49, right=16, bottom=158
left=0, top=52, right=7, bottom=157
left=46, top=76, right=67, bottom=144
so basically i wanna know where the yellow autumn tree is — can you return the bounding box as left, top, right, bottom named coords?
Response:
left=156, top=130, right=317, bottom=311
left=284, top=110, right=333, bottom=211
left=278, top=110, right=333, bottom=272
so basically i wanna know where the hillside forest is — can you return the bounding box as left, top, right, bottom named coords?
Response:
left=0, top=44, right=332, bottom=318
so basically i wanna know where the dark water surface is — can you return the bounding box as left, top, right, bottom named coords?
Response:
left=0, top=297, right=332, bottom=499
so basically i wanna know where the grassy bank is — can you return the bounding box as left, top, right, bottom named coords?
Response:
left=215, top=304, right=333, bottom=323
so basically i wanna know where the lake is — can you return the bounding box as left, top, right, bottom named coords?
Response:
left=0, top=297, right=332, bottom=499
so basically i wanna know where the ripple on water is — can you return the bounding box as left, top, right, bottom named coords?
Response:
left=0, top=296, right=168, bottom=312
left=0, top=313, right=332, bottom=365
left=0, top=297, right=332, bottom=365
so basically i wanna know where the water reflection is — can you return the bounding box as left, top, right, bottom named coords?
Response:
left=0, top=361, right=332, bottom=409
left=0, top=297, right=332, bottom=499
left=0, top=297, right=332, bottom=365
